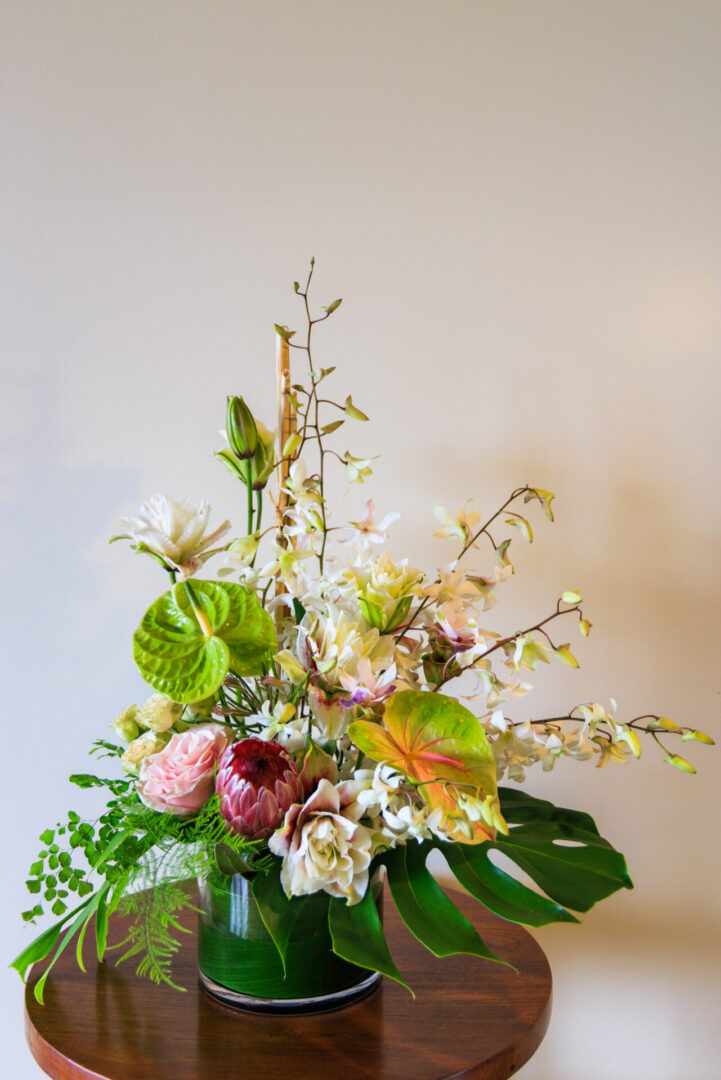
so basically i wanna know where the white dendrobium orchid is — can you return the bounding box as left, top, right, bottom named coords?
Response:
left=338, top=658, right=397, bottom=708
left=424, top=563, right=488, bottom=609
left=343, top=452, right=374, bottom=484
left=433, top=602, right=496, bottom=661
left=343, top=500, right=400, bottom=550
left=433, top=500, right=480, bottom=546
left=283, top=460, right=324, bottom=510
left=283, top=503, right=326, bottom=549
left=111, top=494, right=231, bottom=579
left=269, top=779, right=372, bottom=905
left=259, top=541, right=315, bottom=589
left=345, top=765, right=445, bottom=849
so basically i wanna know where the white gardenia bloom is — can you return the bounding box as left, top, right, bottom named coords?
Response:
left=269, top=779, right=372, bottom=905
left=111, top=494, right=230, bottom=579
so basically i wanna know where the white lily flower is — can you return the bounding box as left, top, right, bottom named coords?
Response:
left=110, top=494, right=230, bottom=579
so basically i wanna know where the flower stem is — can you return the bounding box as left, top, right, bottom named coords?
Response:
left=245, top=461, right=254, bottom=535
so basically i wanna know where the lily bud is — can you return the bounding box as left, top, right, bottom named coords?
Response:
left=226, top=396, right=258, bottom=460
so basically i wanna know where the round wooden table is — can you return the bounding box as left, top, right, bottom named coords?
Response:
left=25, top=885, right=552, bottom=1080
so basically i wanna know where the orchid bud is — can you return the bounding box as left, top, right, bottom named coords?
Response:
left=226, top=396, right=258, bottom=460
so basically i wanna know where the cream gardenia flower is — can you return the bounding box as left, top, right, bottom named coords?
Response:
left=269, top=779, right=372, bottom=905
left=111, top=494, right=230, bottom=579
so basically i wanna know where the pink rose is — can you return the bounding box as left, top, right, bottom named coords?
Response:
left=137, top=723, right=230, bottom=816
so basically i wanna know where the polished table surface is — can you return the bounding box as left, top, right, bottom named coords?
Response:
left=25, top=884, right=552, bottom=1080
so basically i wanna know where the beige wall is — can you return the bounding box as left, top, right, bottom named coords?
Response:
left=2, top=3, right=720, bottom=1076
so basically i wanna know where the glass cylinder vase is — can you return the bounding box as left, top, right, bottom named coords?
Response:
left=197, top=871, right=382, bottom=1014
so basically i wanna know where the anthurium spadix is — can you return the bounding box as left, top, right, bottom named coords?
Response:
left=349, top=691, right=506, bottom=844
left=133, top=580, right=277, bottom=702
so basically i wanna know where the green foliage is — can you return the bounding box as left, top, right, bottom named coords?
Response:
left=89, top=739, right=125, bottom=759
left=381, top=842, right=508, bottom=966
left=123, top=794, right=272, bottom=870
left=435, top=788, right=631, bottom=929
left=111, top=881, right=196, bottom=991
left=70, top=774, right=132, bottom=796
left=15, top=742, right=274, bottom=996
left=133, top=580, right=277, bottom=702
left=251, top=864, right=307, bottom=975
left=328, top=885, right=410, bottom=994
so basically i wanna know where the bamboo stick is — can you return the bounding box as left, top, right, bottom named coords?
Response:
left=275, top=334, right=296, bottom=600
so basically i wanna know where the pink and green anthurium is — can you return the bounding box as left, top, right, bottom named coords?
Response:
left=349, top=690, right=506, bottom=844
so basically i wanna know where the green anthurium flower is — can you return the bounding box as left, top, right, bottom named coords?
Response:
left=133, top=580, right=276, bottom=703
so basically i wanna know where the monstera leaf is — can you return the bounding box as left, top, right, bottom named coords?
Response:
left=133, top=580, right=276, bottom=702
left=349, top=690, right=503, bottom=844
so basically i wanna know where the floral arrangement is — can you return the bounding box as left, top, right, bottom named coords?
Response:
left=14, top=263, right=713, bottom=1003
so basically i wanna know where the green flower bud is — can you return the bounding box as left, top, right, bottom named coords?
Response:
left=226, top=396, right=258, bottom=460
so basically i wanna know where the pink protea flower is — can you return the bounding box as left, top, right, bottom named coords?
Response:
left=137, top=723, right=230, bottom=816
left=216, top=738, right=304, bottom=840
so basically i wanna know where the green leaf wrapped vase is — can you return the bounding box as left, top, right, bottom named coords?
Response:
left=198, top=870, right=383, bottom=1013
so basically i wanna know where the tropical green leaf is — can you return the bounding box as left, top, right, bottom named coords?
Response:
left=95, top=892, right=109, bottom=962
left=499, top=786, right=604, bottom=839
left=251, top=866, right=307, bottom=976
left=441, top=843, right=578, bottom=926
left=496, top=822, right=632, bottom=912
left=11, top=917, right=72, bottom=981
left=349, top=690, right=502, bottom=844
left=439, top=790, right=630, bottom=921
left=133, top=580, right=276, bottom=702
left=214, top=842, right=254, bottom=877
left=33, top=886, right=109, bottom=1004
left=328, top=886, right=411, bottom=993
left=382, top=843, right=509, bottom=964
